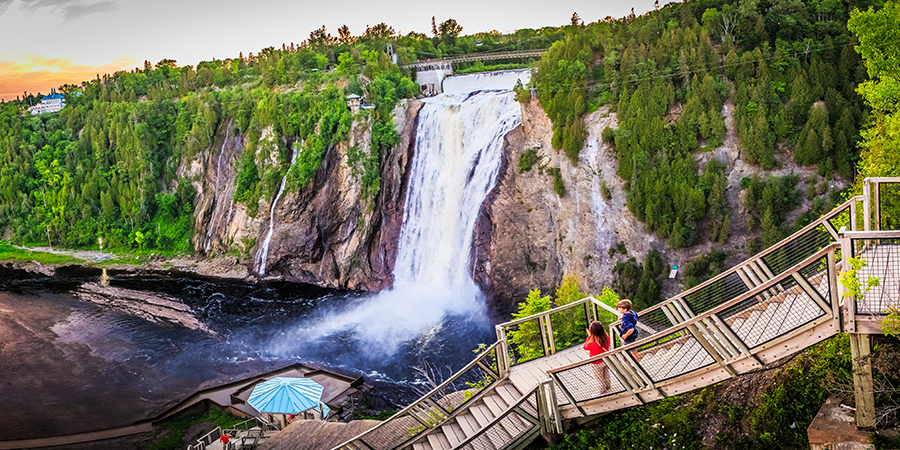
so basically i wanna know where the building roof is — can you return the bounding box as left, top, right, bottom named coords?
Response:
left=345, top=94, right=360, bottom=99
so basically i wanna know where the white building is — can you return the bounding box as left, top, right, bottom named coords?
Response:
left=28, top=91, right=65, bottom=115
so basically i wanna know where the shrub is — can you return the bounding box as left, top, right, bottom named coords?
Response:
left=519, top=148, right=540, bottom=173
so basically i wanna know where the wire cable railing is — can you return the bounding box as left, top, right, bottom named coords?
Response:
left=548, top=244, right=838, bottom=411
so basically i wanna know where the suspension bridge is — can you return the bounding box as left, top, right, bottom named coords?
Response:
left=334, top=177, right=900, bottom=450
left=399, top=49, right=547, bottom=71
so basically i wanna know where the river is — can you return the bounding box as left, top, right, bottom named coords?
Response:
left=0, top=266, right=491, bottom=440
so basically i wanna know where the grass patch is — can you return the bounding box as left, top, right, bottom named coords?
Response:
left=146, top=408, right=246, bottom=450
left=519, top=148, right=540, bottom=173
left=0, top=241, right=83, bottom=265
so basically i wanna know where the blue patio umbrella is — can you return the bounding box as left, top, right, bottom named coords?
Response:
left=248, top=377, right=330, bottom=416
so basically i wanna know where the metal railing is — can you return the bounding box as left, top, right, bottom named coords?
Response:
left=493, top=296, right=655, bottom=374
left=548, top=244, right=839, bottom=414
left=334, top=341, right=505, bottom=450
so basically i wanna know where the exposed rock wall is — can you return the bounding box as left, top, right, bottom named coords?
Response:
left=189, top=100, right=421, bottom=291
left=473, top=100, right=643, bottom=319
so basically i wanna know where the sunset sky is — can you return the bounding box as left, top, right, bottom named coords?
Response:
left=0, top=0, right=666, bottom=101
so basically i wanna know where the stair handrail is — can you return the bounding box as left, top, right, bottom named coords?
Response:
left=632, top=195, right=860, bottom=326
left=449, top=385, right=543, bottom=450
left=550, top=243, right=838, bottom=370
left=333, top=340, right=505, bottom=450
left=192, top=426, right=222, bottom=450
left=547, top=243, right=840, bottom=413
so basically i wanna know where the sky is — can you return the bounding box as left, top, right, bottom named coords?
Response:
left=0, top=0, right=668, bottom=101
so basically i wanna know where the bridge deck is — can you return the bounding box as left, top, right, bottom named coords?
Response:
left=508, top=346, right=584, bottom=395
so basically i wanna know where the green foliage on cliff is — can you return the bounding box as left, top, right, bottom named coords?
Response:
left=531, top=0, right=870, bottom=250
left=742, top=174, right=803, bottom=248
left=533, top=34, right=593, bottom=164
left=611, top=249, right=665, bottom=310
left=847, top=1, right=900, bottom=184
left=0, top=22, right=427, bottom=252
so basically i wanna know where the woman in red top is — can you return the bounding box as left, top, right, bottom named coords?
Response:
left=583, top=320, right=611, bottom=393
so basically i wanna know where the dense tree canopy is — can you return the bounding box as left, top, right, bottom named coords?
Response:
left=529, top=0, right=872, bottom=250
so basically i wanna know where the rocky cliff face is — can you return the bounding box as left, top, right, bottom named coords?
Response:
left=472, top=100, right=646, bottom=319
left=189, top=100, right=421, bottom=291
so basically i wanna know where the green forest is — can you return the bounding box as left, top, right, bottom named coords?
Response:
left=530, top=0, right=877, bottom=251
left=0, top=0, right=897, bottom=263
left=0, top=19, right=560, bottom=253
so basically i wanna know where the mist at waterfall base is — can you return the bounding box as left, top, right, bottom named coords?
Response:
left=266, top=70, right=528, bottom=376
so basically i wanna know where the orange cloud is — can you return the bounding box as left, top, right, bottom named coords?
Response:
left=0, top=54, right=138, bottom=101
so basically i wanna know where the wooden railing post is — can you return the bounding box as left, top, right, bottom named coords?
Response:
left=827, top=247, right=842, bottom=332
left=863, top=179, right=871, bottom=232
left=539, top=316, right=552, bottom=356
left=496, top=326, right=509, bottom=377
left=839, top=227, right=856, bottom=333
left=850, top=333, right=876, bottom=429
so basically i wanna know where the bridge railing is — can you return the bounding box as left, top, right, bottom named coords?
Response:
left=494, top=296, right=633, bottom=374
left=839, top=229, right=900, bottom=320
left=334, top=341, right=505, bottom=450
left=631, top=194, right=859, bottom=332
left=548, top=244, right=840, bottom=415
left=400, top=49, right=547, bottom=69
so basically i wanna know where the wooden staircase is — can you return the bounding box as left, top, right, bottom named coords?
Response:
left=334, top=180, right=900, bottom=450
left=408, top=383, right=534, bottom=450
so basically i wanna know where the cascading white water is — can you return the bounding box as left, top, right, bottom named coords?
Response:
left=256, top=147, right=299, bottom=275
left=284, top=70, right=531, bottom=356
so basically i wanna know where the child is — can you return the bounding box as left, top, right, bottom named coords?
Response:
left=583, top=320, right=611, bottom=393
left=617, top=299, right=639, bottom=345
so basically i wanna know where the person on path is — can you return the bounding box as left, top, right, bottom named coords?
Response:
left=583, top=320, right=611, bottom=393
left=617, top=299, right=641, bottom=361
left=617, top=299, right=639, bottom=344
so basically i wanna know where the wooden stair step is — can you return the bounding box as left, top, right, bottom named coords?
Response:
left=441, top=423, right=465, bottom=447
left=482, top=394, right=507, bottom=416
left=469, top=403, right=495, bottom=428
left=495, top=384, right=522, bottom=407
left=427, top=431, right=452, bottom=450
left=456, top=413, right=480, bottom=437
left=412, top=441, right=433, bottom=450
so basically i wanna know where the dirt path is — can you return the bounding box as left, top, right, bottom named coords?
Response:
left=21, top=245, right=112, bottom=262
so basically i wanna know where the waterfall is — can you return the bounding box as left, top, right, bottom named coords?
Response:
left=281, top=70, right=530, bottom=357
left=255, top=147, right=299, bottom=276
